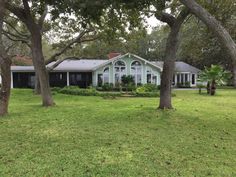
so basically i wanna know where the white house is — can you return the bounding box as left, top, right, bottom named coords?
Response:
left=10, top=53, right=201, bottom=88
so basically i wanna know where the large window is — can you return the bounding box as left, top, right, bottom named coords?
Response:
left=97, top=74, right=103, bottom=87
left=69, top=72, right=92, bottom=88
left=13, top=72, right=35, bottom=88
left=147, top=70, right=152, bottom=84
left=192, top=74, right=196, bottom=85
left=103, top=67, right=109, bottom=84
left=49, top=72, right=67, bottom=87
left=114, top=60, right=126, bottom=84
left=147, top=68, right=158, bottom=85
left=131, top=61, right=142, bottom=85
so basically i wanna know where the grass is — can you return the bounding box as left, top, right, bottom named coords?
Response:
left=0, top=89, right=236, bottom=177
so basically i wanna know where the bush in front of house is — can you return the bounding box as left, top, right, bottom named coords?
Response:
left=59, top=86, right=97, bottom=96
left=54, top=85, right=172, bottom=98
left=121, top=75, right=135, bottom=92
left=176, top=82, right=191, bottom=88
left=51, top=87, right=62, bottom=92
left=101, top=83, right=113, bottom=91
left=57, top=86, right=122, bottom=97
left=136, top=84, right=160, bottom=93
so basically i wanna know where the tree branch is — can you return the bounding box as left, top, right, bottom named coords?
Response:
left=5, top=43, right=16, bottom=53
left=3, top=31, right=29, bottom=46
left=22, top=0, right=31, bottom=15
left=142, top=10, right=176, bottom=27
left=155, top=12, right=176, bottom=27
left=3, top=20, right=29, bottom=38
left=45, top=29, right=96, bottom=65
left=176, top=8, right=190, bottom=24
left=46, top=57, right=70, bottom=71
left=38, top=5, right=48, bottom=29
left=2, top=29, right=29, bottom=42
left=5, top=3, right=27, bottom=23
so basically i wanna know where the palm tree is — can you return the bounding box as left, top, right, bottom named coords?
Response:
left=199, top=65, right=231, bottom=95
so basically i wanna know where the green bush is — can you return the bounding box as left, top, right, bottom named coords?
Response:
left=136, top=84, right=160, bottom=93
left=127, top=83, right=136, bottom=92
left=177, top=82, right=191, bottom=88
left=136, top=86, right=147, bottom=93
left=51, top=87, right=62, bottom=92
left=58, top=86, right=122, bottom=97
left=59, top=87, right=97, bottom=96
left=53, top=86, right=175, bottom=98
left=101, top=83, right=113, bottom=91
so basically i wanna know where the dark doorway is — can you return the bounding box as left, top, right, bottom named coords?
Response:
left=13, top=72, right=35, bottom=88
left=49, top=72, right=67, bottom=87
left=69, top=72, right=92, bottom=88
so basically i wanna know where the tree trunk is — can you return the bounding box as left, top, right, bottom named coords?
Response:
left=30, top=29, right=54, bottom=106
left=34, top=74, right=41, bottom=95
left=233, top=63, right=236, bottom=88
left=207, top=81, right=210, bottom=94
left=180, top=0, right=236, bottom=72
left=158, top=10, right=189, bottom=109
left=0, top=0, right=11, bottom=116
left=0, top=60, right=11, bottom=116
left=7, top=2, right=55, bottom=106
left=159, top=26, right=181, bottom=109
left=198, top=88, right=201, bottom=94
left=210, top=80, right=216, bottom=95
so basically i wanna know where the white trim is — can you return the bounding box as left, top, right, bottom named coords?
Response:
left=131, top=53, right=163, bottom=71
left=92, top=53, right=162, bottom=72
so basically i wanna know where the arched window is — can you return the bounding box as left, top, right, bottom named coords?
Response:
left=103, top=67, right=109, bottom=84
left=131, top=61, right=142, bottom=85
left=114, top=60, right=126, bottom=84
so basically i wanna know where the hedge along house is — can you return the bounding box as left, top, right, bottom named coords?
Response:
left=9, top=53, right=200, bottom=88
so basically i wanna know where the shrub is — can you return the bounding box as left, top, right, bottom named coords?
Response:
left=101, top=83, right=113, bottom=91
left=177, top=82, right=191, bottom=88
left=58, top=86, right=122, bottom=97
left=59, top=87, right=97, bottom=96
left=136, top=84, right=159, bottom=93
left=127, top=83, right=136, bottom=92
left=51, top=87, right=62, bottom=92
left=136, top=86, right=147, bottom=93
left=121, top=75, right=135, bottom=91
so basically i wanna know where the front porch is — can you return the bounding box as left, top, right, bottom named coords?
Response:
left=172, top=72, right=197, bottom=88
left=11, top=71, right=92, bottom=88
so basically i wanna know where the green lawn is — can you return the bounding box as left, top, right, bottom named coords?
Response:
left=0, top=89, right=236, bottom=177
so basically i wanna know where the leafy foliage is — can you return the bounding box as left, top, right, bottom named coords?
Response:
left=136, top=84, right=160, bottom=93
left=199, top=65, right=231, bottom=86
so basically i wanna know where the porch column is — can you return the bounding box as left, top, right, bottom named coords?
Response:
left=175, top=74, right=177, bottom=86
left=66, top=72, right=69, bottom=86
left=11, top=72, right=13, bottom=89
